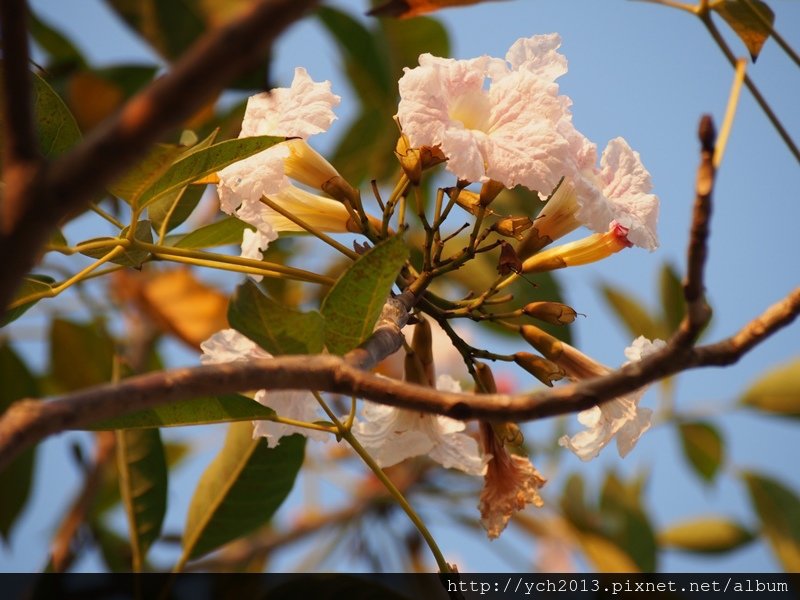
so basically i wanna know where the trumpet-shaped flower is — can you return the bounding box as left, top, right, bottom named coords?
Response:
left=396, top=34, right=577, bottom=193
left=200, top=329, right=329, bottom=448
left=353, top=374, right=486, bottom=475
left=216, top=67, right=341, bottom=268
left=556, top=335, right=667, bottom=460
left=398, top=34, right=659, bottom=251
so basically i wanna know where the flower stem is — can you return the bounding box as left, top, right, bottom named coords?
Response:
left=90, top=203, right=125, bottom=229
left=135, top=241, right=335, bottom=285
left=311, top=391, right=452, bottom=573
left=714, top=57, right=746, bottom=168
left=7, top=246, right=127, bottom=309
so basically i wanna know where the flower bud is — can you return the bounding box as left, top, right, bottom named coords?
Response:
left=493, top=216, right=533, bottom=240
left=513, top=352, right=565, bottom=387
left=522, top=302, right=578, bottom=325
left=321, top=175, right=360, bottom=207
left=284, top=139, right=340, bottom=191
left=519, top=325, right=563, bottom=361
left=474, top=361, right=497, bottom=394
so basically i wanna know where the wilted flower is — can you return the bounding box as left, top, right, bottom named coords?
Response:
left=478, top=422, right=546, bottom=539
left=353, top=374, right=486, bottom=475
left=200, top=329, right=329, bottom=448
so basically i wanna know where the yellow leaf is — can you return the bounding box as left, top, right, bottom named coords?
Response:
left=577, top=532, right=640, bottom=572
left=115, top=268, right=228, bottom=349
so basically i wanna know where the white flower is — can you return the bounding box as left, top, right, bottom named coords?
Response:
left=216, top=67, right=341, bottom=269
left=396, top=34, right=577, bottom=193
left=557, top=336, right=667, bottom=460
left=353, top=374, right=486, bottom=475
left=200, top=329, right=329, bottom=448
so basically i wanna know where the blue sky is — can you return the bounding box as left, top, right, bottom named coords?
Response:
left=3, top=0, right=799, bottom=573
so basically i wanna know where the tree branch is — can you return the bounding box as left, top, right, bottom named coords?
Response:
left=1, top=286, right=797, bottom=473
left=0, top=0, right=319, bottom=311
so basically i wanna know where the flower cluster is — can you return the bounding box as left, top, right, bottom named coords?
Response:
left=204, top=33, right=664, bottom=541
left=396, top=33, right=659, bottom=252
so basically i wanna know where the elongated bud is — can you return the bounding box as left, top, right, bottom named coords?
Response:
left=446, top=187, right=481, bottom=215
left=411, top=317, right=435, bottom=386
left=480, top=179, right=505, bottom=207
left=522, top=301, right=578, bottom=325
left=497, top=240, right=522, bottom=276
left=513, top=352, right=565, bottom=387
left=493, top=216, right=533, bottom=240
left=519, top=325, right=563, bottom=361
left=474, top=361, right=497, bottom=394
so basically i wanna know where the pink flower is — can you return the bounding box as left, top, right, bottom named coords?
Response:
left=216, top=68, right=341, bottom=270
left=396, top=34, right=577, bottom=193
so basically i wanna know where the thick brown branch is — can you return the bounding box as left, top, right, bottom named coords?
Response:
left=1, top=287, right=797, bottom=473
left=0, top=0, right=38, bottom=166
left=0, top=0, right=318, bottom=311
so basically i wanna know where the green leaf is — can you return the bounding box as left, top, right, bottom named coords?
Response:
left=576, top=532, right=641, bottom=572
left=742, top=471, right=800, bottom=570
left=0, top=343, right=39, bottom=541
left=148, top=183, right=206, bottom=236
left=316, top=7, right=393, bottom=106
left=711, top=0, right=775, bottom=61
left=1, top=275, right=55, bottom=327
left=87, top=394, right=275, bottom=430
left=600, top=284, right=664, bottom=341
left=182, top=424, right=305, bottom=560
left=228, top=281, right=324, bottom=356
left=659, top=262, right=685, bottom=334
left=50, top=319, right=114, bottom=392
left=147, top=128, right=218, bottom=236
left=138, top=135, right=284, bottom=210
left=169, top=216, right=252, bottom=249
left=678, top=421, right=724, bottom=483
left=80, top=220, right=153, bottom=268
left=116, top=428, right=167, bottom=569
left=28, top=9, right=86, bottom=68
left=659, top=516, right=755, bottom=553
left=330, top=108, right=397, bottom=185
left=0, top=67, right=81, bottom=164
left=381, top=15, right=449, bottom=81
left=740, top=358, right=800, bottom=419
left=321, top=235, right=408, bottom=356
left=598, top=471, right=657, bottom=572
left=109, top=143, right=189, bottom=207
